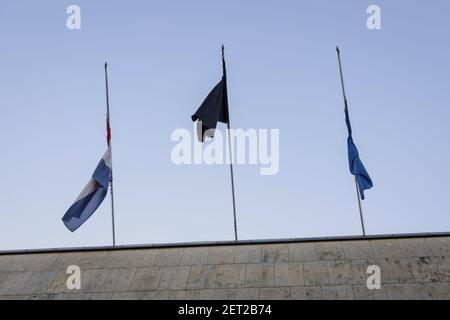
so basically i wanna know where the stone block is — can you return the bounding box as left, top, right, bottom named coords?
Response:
left=180, top=247, right=209, bottom=266
left=332, top=260, right=366, bottom=285
left=50, top=251, right=108, bottom=270
left=28, top=294, right=55, bottom=300
left=77, top=252, right=109, bottom=269
left=128, top=267, right=163, bottom=291
left=169, top=290, right=199, bottom=300
left=154, top=249, right=183, bottom=267
left=365, top=258, right=399, bottom=284
left=274, top=262, right=304, bottom=287
left=25, top=254, right=58, bottom=272
left=244, top=263, right=274, bottom=288
left=291, top=286, right=323, bottom=300
left=0, top=272, right=10, bottom=290
left=158, top=266, right=190, bottom=290
left=321, top=286, right=355, bottom=300
left=418, top=256, right=440, bottom=282
left=49, top=252, right=84, bottom=271
left=343, top=241, right=373, bottom=259
left=288, top=242, right=316, bottom=261
left=79, top=269, right=110, bottom=293
left=0, top=272, right=33, bottom=295
left=228, top=288, right=259, bottom=300
left=0, top=255, right=35, bottom=272
left=315, top=242, right=345, bottom=260
left=353, top=285, right=388, bottom=300
left=259, top=287, right=290, bottom=300
left=427, top=237, right=450, bottom=256
left=127, top=249, right=158, bottom=268
left=186, top=265, right=218, bottom=289
left=384, top=283, right=422, bottom=300
left=100, top=251, right=132, bottom=269
left=46, top=271, right=72, bottom=294
left=207, top=247, right=234, bottom=265
left=198, top=289, right=229, bottom=300
left=215, top=265, right=246, bottom=288
left=140, top=290, right=171, bottom=300
left=390, top=258, right=433, bottom=283
left=233, top=246, right=261, bottom=264
left=398, top=238, right=432, bottom=257
left=418, top=282, right=450, bottom=300
left=437, top=256, right=450, bottom=281
left=261, top=244, right=288, bottom=263
left=0, top=295, right=33, bottom=300
left=101, top=268, right=137, bottom=292
left=55, top=293, right=112, bottom=300
left=110, top=292, right=143, bottom=300
left=20, top=271, right=58, bottom=295
left=370, top=240, right=405, bottom=258
left=303, top=261, right=334, bottom=286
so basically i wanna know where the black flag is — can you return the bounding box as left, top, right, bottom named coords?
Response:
left=192, top=46, right=229, bottom=142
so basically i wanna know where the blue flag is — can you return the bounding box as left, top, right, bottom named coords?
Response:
left=345, top=107, right=373, bottom=200
left=62, top=148, right=112, bottom=232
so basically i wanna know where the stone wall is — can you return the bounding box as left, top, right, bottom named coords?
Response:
left=0, top=236, right=449, bottom=300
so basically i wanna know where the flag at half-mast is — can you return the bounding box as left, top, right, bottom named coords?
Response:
left=62, top=116, right=112, bottom=232
left=344, top=103, right=373, bottom=200
left=191, top=46, right=230, bottom=142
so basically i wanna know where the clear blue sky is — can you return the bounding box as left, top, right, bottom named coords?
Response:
left=1, top=1, right=449, bottom=250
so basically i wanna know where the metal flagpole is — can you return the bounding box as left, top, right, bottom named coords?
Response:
left=227, top=123, right=238, bottom=241
left=355, top=176, right=366, bottom=236
left=104, top=62, right=117, bottom=246
left=336, top=47, right=367, bottom=237
left=222, top=45, right=238, bottom=241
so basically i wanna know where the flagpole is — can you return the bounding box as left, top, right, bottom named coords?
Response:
left=355, top=176, right=366, bottom=236
left=104, top=62, right=117, bottom=246
left=336, top=47, right=367, bottom=237
left=222, top=45, right=239, bottom=241
left=227, top=123, right=238, bottom=241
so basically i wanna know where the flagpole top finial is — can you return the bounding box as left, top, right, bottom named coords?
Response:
left=336, top=46, right=340, bottom=53
left=104, top=62, right=108, bottom=69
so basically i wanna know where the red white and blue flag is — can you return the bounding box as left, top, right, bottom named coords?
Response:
left=62, top=148, right=112, bottom=232
left=62, top=112, right=113, bottom=232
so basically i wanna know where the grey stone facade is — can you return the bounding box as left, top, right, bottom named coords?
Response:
left=0, top=236, right=449, bottom=300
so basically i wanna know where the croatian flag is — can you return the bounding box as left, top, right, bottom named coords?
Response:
left=62, top=148, right=112, bottom=232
